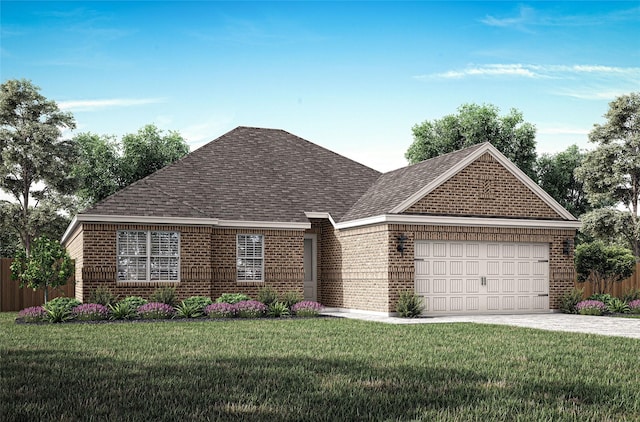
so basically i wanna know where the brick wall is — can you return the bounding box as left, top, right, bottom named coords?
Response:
left=406, top=153, right=563, bottom=219
left=68, top=223, right=306, bottom=302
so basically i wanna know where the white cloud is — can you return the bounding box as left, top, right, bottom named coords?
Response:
left=180, top=115, right=236, bottom=150
left=58, top=98, right=166, bottom=112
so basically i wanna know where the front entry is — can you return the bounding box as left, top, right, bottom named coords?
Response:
left=303, top=234, right=317, bottom=301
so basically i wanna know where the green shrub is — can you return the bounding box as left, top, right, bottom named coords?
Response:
left=588, top=293, right=613, bottom=309
left=150, top=287, right=177, bottom=306
left=175, top=301, right=204, bottom=318
left=607, top=297, right=630, bottom=314
left=89, top=287, right=117, bottom=306
left=281, top=291, right=303, bottom=309
left=109, top=302, right=137, bottom=320
left=621, top=288, right=640, bottom=304
left=45, top=306, right=73, bottom=323
left=215, top=293, right=250, bottom=304
left=119, top=296, right=148, bottom=310
left=44, top=297, right=81, bottom=314
left=181, top=296, right=213, bottom=313
left=257, top=287, right=278, bottom=306
left=396, top=291, right=423, bottom=318
left=267, top=301, right=290, bottom=317
left=559, top=288, right=584, bottom=314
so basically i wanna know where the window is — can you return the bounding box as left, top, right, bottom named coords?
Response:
left=117, top=231, right=180, bottom=281
left=237, top=234, right=264, bottom=281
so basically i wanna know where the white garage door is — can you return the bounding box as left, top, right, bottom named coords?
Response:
left=414, top=241, right=549, bottom=315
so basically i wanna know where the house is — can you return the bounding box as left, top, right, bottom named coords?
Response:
left=62, top=126, right=580, bottom=315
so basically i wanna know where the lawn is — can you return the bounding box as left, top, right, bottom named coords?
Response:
left=1, top=313, right=639, bottom=421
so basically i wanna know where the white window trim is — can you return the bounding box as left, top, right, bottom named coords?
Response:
left=236, top=234, right=265, bottom=283
left=116, top=230, right=181, bottom=282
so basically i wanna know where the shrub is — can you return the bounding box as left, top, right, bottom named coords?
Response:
left=587, top=293, right=613, bottom=306
left=137, top=302, right=175, bottom=319
left=89, top=287, right=117, bottom=306
left=18, top=306, right=47, bottom=323
left=267, top=301, right=290, bottom=317
left=45, top=306, right=73, bottom=323
left=291, top=301, right=323, bottom=317
left=175, top=301, right=205, bottom=318
left=621, top=288, right=640, bottom=304
left=118, top=296, right=148, bottom=310
left=559, top=288, right=584, bottom=314
left=281, top=291, right=303, bottom=309
left=181, top=296, right=213, bottom=313
left=575, top=300, right=607, bottom=316
left=73, top=303, right=110, bottom=321
left=607, top=297, right=630, bottom=314
left=204, top=302, right=236, bottom=318
left=215, top=293, right=250, bottom=304
left=628, top=299, right=640, bottom=314
left=257, top=287, right=278, bottom=306
left=150, top=287, right=177, bottom=307
left=235, top=300, right=267, bottom=318
left=109, top=302, right=137, bottom=320
left=44, top=297, right=81, bottom=314
left=396, top=291, right=424, bottom=318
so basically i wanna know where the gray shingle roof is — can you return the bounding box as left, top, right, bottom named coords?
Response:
left=339, top=143, right=487, bottom=222
left=83, top=127, right=382, bottom=223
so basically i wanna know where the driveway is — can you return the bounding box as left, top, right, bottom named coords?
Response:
left=322, top=311, right=640, bottom=339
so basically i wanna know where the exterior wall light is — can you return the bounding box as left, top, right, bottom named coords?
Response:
left=397, top=234, right=408, bottom=257
left=563, top=238, right=574, bottom=255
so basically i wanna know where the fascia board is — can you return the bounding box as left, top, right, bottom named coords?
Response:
left=217, top=219, right=311, bottom=229
left=335, top=214, right=582, bottom=230
left=304, top=211, right=337, bottom=227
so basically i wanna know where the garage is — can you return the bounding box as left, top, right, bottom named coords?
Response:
left=415, top=240, right=549, bottom=315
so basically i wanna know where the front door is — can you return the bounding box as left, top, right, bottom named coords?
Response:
left=303, top=234, right=317, bottom=301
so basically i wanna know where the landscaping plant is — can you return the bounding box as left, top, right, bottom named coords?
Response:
left=215, top=293, right=250, bottom=304
left=204, top=302, right=236, bottom=318
left=137, top=302, right=175, bottom=319
left=175, top=301, right=204, bottom=318
left=118, top=296, right=148, bottom=310
left=17, top=306, right=47, bottom=323
left=575, top=241, right=635, bottom=294
left=267, top=301, right=290, bottom=317
left=234, top=300, right=267, bottom=318
left=628, top=299, right=640, bottom=314
left=621, top=288, right=640, bottom=304
left=108, top=302, right=137, bottom=320
left=291, top=300, right=323, bottom=317
left=396, top=290, right=424, bottom=317
left=150, top=287, right=178, bottom=307
left=575, top=300, right=607, bottom=316
left=607, top=297, right=630, bottom=314
left=559, top=288, right=584, bottom=314
left=181, top=296, right=213, bottom=313
left=257, top=286, right=279, bottom=306
left=281, top=290, right=303, bottom=309
left=72, top=304, right=110, bottom=321
left=89, top=287, right=117, bottom=306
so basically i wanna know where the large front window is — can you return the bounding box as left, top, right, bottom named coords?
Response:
left=237, top=234, right=264, bottom=281
left=117, top=231, right=180, bottom=281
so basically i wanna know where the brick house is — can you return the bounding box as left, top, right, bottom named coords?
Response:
left=62, top=126, right=580, bottom=315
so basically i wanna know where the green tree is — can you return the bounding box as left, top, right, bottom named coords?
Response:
left=575, top=92, right=640, bottom=256
left=73, top=124, right=189, bottom=207
left=10, top=236, right=74, bottom=303
left=0, top=79, right=76, bottom=255
left=575, top=241, right=635, bottom=295
left=406, top=103, right=537, bottom=179
left=536, top=145, right=592, bottom=218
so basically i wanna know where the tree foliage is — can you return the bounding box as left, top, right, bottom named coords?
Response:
left=536, top=145, right=593, bottom=218
left=575, top=241, right=635, bottom=295
left=0, top=79, right=77, bottom=254
left=575, top=92, right=640, bottom=256
left=10, top=236, right=74, bottom=303
left=73, top=124, right=189, bottom=207
left=406, top=103, right=537, bottom=179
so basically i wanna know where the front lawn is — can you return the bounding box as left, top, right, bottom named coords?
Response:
left=1, top=313, right=639, bottom=421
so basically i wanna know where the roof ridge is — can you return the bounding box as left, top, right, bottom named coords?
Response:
left=384, top=142, right=488, bottom=176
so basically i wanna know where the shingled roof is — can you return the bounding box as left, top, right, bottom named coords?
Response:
left=82, top=126, right=382, bottom=223
left=339, top=143, right=487, bottom=222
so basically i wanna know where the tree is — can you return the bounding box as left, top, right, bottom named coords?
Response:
left=10, top=236, right=74, bottom=303
left=406, top=103, right=537, bottom=179
left=575, top=241, right=635, bottom=295
left=0, top=79, right=76, bottom=255
left=73, top=124, right=189, bottom=206
left=536, top=145, right=592, bottom=217
left=575, top=92, right=640, bottom=256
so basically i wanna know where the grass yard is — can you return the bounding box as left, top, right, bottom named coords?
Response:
left=1, top=313, right=639, bottom=421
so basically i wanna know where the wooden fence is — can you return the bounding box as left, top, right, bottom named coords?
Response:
left=574, top=262, right=640, bottom=298
left=0, top=258, right=75, bottom=312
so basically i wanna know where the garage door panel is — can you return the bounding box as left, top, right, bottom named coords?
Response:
left=415, top=240, right=550, bottom=315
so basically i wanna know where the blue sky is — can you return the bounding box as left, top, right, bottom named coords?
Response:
left=1, top=1, right=639, bottom=172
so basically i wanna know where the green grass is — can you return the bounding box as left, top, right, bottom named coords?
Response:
left=1, top=313, right=639, bottom=421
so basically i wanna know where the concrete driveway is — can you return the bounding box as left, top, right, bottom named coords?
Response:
left=322, top=311, right=640, bottom=339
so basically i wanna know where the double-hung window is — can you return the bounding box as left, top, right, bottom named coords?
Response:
left=117, top=231, right=180, bottom=281
left=237, top=234, right=264, bottom=281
